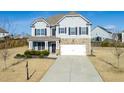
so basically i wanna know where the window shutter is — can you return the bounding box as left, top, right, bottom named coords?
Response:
left=59, top=28, right=60, bottom=34
left=86, top=27, right=88, bottom=35
left=69, top=27, right=70, bottom=35
left=79, top=27, right=81, bottom=35
left=76, top=27, right=77, bottom=35
left=45, top=28, right=47, bottom=35
left=65, top=27, right=66, bottom=34
left=35, top=29, right=36, bottom=36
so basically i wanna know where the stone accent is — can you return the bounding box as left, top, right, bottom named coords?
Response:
left=60, top=38, right=91, bottom=55
left=56, top=49, right=60, bottom=56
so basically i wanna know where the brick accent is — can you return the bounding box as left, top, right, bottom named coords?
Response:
left=60, top=38, right=91, bottom=55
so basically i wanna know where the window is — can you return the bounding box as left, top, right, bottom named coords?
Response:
left=41, top=29, right=46, bottom=35
left=35, top=29, right=47, bottom=36
left=59, top=28, right=66, bottom=34
left=35, top=29, right=41, bottom=35
left=69, top=27, right=77, bottom=35
left=79, top=27, right=88, bottom=35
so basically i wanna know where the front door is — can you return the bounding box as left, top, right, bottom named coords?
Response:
left=52, top=44, right=56, bottom=53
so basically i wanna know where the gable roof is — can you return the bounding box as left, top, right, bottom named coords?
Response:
left=46, top=14, right=65, bottom=26
left=93, top=26, right=112, bottom=34
left=0, top=27, right=8, bottom=33
left=32, top=12, right=91, bottom=26
left=31, top=18, right=50, bottom=27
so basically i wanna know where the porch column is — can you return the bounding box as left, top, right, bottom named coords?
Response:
left=45, top=41, right=48, bottom=50
left=56, top=41, right=59, bottom=49
left=56, top=40, right=60, bottom=55
left=29, top=41, right=33, bottom=49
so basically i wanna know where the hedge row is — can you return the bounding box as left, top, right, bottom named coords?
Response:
left=15, top=50, right=49, bottom=58
left=92, top=41, right=124, bottom=47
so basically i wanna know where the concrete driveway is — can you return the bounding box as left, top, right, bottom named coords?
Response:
left=41, top=56, right=103, bottom=82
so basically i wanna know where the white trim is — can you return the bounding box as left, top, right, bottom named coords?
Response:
left=32, top=18, right=50, bottom=27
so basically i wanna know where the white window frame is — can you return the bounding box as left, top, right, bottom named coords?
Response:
left=79, top=27, right=88, bottom=35
left=35, top=28, right=46, bottom=36
left=69, top=27, right=77, bottom=35
left=35, top=29, right=41, bottom=36
left=59, top=28, right=66, bottom=34
left=40, top=29, right=46, bottom=35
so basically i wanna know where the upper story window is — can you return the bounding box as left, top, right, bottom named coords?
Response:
left=79, top=27, right=88, bottom=35
left=69, top=27, right=77, bottom=35
left=35, top=29, right=47, bottom=36
left=35, top=29, right=41, bottom=35
left=41, top=29, right=46, bottom=35
left=59, top=28, right=66, bottom=34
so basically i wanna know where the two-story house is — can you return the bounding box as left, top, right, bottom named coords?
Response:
left=28, top=12, right=91, bottom=56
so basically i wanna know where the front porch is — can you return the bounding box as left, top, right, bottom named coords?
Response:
left=28, top=36, right=60, bottom=54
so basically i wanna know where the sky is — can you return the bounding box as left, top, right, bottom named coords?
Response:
left=0, top=11, right=124, bottom=35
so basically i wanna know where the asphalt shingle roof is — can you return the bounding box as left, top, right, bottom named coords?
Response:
left=32, top=11, right=90, bottom=26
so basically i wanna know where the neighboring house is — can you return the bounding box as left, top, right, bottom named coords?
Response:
left=28, top=12, right=91, bottom=56
left=122, top=30, right=124, bottom=42
left=0, top=27, right=9, bottom=38
left=91, top=26, right=112, bottom=42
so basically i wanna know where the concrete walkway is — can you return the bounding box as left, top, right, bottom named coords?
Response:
left=41, top=56, right=103, bottom=82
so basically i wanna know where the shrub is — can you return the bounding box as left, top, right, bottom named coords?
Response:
left=15, top=54, right=25, bottom=58
left=21, top=54, right=25, bottom=58
left=33, top=51, right=41, bottom=56
left=25, top=54, right=32, bottom=58
left=16, top=54, right=22, bottom=57
left=101, top=41, right=110, bottom=47
left=30, top=50, right=36, bottom=55
left=39, top=54, right=44, bottom=58
left=24, top=50, right=31, bottom=55
left=41, top=50, right=49, bottom=56
left=25, top=50, right=42, bottom=56
left=23, top=50, right=49, bottom=58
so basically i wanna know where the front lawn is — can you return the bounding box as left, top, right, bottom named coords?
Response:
left=89, top=47, right=124, bottom=82
left=0, top=46, right=55, bottom=82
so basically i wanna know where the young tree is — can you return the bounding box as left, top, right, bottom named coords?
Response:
left=0, top=17, right=15, bottom=70
left=0, top=41, right=10, bottom=70
left=112, top=29, right=124, bottom=69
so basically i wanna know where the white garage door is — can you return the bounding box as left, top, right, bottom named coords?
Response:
left=61, top=45, right=86, bottom=56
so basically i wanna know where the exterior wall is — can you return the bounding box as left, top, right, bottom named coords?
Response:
left=60, top=38, right=91, bottom=55
left=56, top=16, right=91, bottom=38
left=122, top=32, right=124, bottom=42
left=32, top=21, right=51, bottom=36
left=91, top=27, right=112, bottom=41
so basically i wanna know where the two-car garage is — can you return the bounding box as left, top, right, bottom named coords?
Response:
left=60, top=45, right=86, bottom=56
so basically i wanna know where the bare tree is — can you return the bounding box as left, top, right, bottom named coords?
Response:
left=0, top=17, right=16, bottom=70
left=1, top=48, right=10, bottom=70
left=112, top=29, right=124, bottom=69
